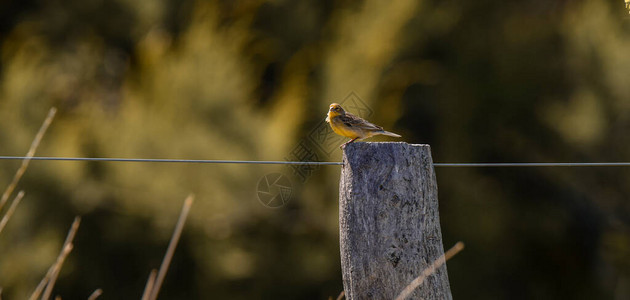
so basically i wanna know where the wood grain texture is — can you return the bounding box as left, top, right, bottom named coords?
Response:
left=339, top=142, right=452, bottom=300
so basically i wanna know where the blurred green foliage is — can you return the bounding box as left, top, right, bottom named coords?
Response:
left=1, top=0, right=629, bottom=299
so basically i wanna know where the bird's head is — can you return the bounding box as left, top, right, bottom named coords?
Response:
left=328, top=103, right=345, bottom=118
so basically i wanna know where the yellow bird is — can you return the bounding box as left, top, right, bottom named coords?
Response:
left=326, top=103, right=401, bottom=148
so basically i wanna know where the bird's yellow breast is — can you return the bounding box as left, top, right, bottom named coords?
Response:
left=328, top=116, right=362, bottom=139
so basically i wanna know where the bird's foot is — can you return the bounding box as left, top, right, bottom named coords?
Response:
left=339, top=138, right=358, bottom=149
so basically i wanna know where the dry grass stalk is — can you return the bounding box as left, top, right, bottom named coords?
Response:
left=394, top=241, right=465, bottom=300
left=29, top=217, right=81, bottom=300
left=141, top=270, right=157, bottom=300
left=41, top=243, right=74, bottom=300
left=0, top=107, right=56, bottom=212
left=87, top=288, right=103, bottom=300
left=0, top=191, right=25, bottom=235
left=147, top=194, right=194, bottom=300
left=336, top=290, right=345, bottom=300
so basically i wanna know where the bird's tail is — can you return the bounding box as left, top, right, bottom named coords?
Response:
left=380, top=130, right=401, bottom=138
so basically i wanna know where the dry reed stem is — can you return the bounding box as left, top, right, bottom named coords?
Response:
left=335, top=290, right=345, bottom=300
left=0, top=108, right=56, bottom=212
left=41, top=244, right=73, bottom=300
left=148, top=194, right=194, bottom=300
left=394, top=241, right=465, bottom=300
left=30, top=217, right=81, bottom=300
left=0, top=191, right=25, bottom=235
left=141, top=270, right=157, bottom=300
left=87, top=289, right=103, bottom=300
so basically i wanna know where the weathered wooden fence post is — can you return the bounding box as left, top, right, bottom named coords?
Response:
left=339, top=142, right=452, bottom=300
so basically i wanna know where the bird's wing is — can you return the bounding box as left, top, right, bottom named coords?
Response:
left=339, top=113, right=384, bottom=131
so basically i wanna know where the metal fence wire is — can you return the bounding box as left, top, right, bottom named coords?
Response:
left=2, top=156, right=630, bottom=167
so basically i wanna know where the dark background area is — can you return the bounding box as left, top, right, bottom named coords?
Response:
left=1, top=0, right=629, bottom=299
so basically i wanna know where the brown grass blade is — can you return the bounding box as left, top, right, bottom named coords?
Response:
left=30, top=217, right=81, bottom=300
left=148, top=194, right=194, bottom=300
left=87, top=288, right=103, bottom=300
left=395, top=241, right=465, bottom=300
left=0, top=191, right=25, bottom=235
left=141, top=270, right=157, bottom=300
left=0, top=107, right=56, bottom=212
